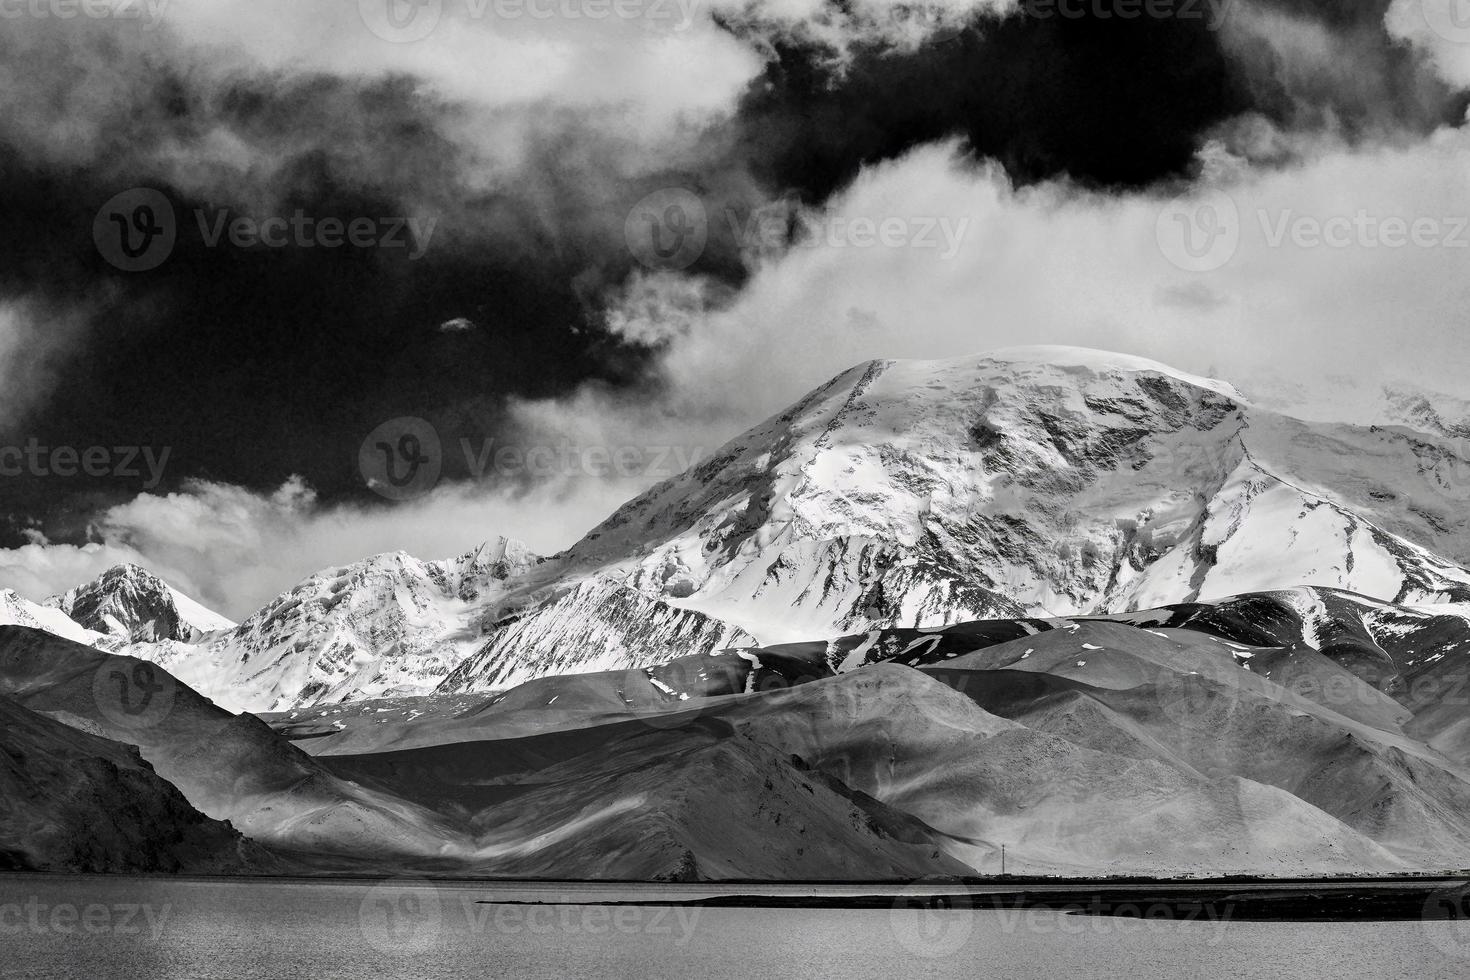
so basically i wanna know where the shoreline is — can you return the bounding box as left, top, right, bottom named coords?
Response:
left=2, top=870, right=1467, bottom=887
left=4, top=871, right=1469, bottom=922
left=474, top=881, right=1470, bottom=922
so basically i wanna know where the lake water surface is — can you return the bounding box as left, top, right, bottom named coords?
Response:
left=3, top=875, right=1469, bottom=979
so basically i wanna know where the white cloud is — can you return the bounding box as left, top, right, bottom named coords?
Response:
left=158, top=0, right=1005, bottom=126
left=0, top=473, right=644, bottom=618
left=162, top=0, right=761, bottom=118
left=1387, top=0, right=1470, bottom=89
left=0, top=540, right=147, bottom=604
left=20, top=124, right=1464, bottom=617
left=7, top=0, right=1468, bottom=617
left=512, top=126, right=1470, bottom=465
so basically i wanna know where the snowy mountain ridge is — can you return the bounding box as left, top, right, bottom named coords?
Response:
left=47, top=563, right=235, bottom=643
left=123, top=537, right=546, bottom=712
left=24, top=346, right=1470, bottom=711
left=556, top=348, right=1470, bottom=640
left=0, top=590, right=112, bottom=648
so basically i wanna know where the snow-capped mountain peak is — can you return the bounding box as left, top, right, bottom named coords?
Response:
left=120, top=537, right=547, bottom=712
left=977, top=345, right=1249, bottom=402
left=556, top=348, right=1470, bottom=644
left=34, top=347, right=1470, bottom=711
left=46, top=563, right=235, bottom=643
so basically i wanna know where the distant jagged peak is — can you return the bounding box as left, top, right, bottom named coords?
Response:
left=1241, top=370, right=1470, bottom=437
left=74, top=348, right=1470, bottom=711
left=296, top=536, right=539, bottom=583
left=445, top=536, right=541, bottom=576
left=48, top=563, right=233, bottom=643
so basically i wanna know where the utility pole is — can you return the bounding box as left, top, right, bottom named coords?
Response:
left=1001, top=844, right=1006, bottom=876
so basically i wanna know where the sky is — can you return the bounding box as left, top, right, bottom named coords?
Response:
left=1, top=0, right=1469, bottom=617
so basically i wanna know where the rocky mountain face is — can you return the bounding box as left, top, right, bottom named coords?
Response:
left=241, top=582, right=1470, bottom=877
left=436, top=348, right=1470, bottom=697
left=122, top=538, right=544, bottom=713
left=0, top=693, right=251, bottom=873
left=12, top=584, right=1470, bottom=876
left=47, top=563, right=235, bottom=643
left=0, top=627, right=972, bottom=879
left=0, top=627, right=479, bottom=869
left=22, top=347, right=1470, bottom=711
left=14, top=347, right=1470, bottom=879
left=438, top=576, right=756, bottom=692
left=565, top=348, right=1470, bottom=632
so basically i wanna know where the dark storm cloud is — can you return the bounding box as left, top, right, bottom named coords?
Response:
left=0, top=0, right=1465, bottom=549
left=723, top=15, right=1246, bottom=197
left=720, top=0, right=1466, bottom=205
left=1220, top=0, right=1468, bottom=139
left=0, top=19, right=758, bottom=534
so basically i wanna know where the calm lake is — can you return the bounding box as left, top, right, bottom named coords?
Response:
left=4, top=875, right=1470, bottom=979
